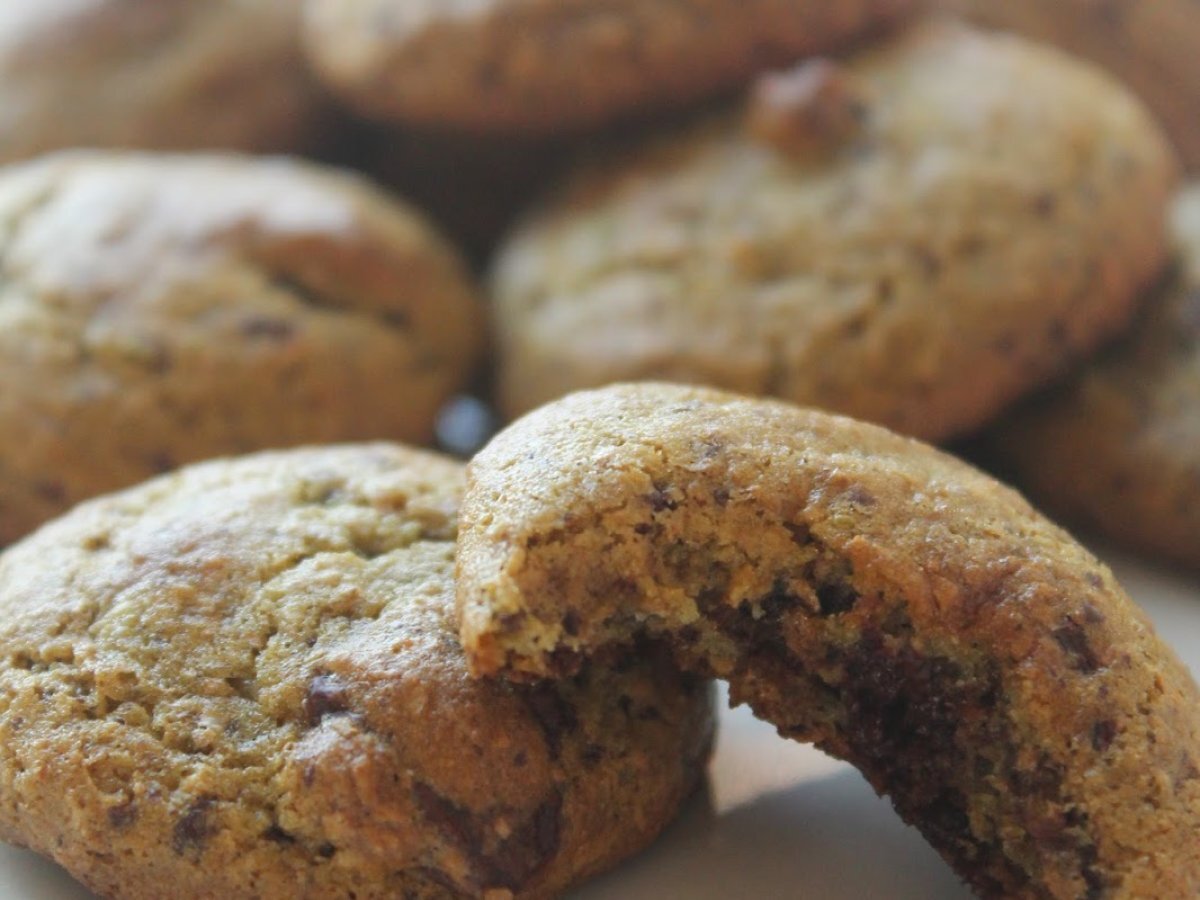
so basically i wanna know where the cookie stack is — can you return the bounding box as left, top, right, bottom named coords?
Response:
left=0, top=2, right=1196, bottom=899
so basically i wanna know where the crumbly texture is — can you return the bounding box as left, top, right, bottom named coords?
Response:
left=988, top=185, right=1200, bottom=572
left=0, top=0, right=329, bottom=162
left=0, top=151, right=484, bottom=546
left=934, top=0, right=1200, bottom=170
left=490, top=20, right=1177, bottom=441
left=300, top=0, right=915, bottom=132
left=0, top=444, right=714, bottom=899
left=457, top=383, right=1200, bottom=899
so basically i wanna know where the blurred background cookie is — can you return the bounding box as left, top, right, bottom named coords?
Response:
left=0, top=151, right=482, bottom=546
left=0, top=444, right=715, bottom=899
left=0, top=0, right=331, bottom=162
left=934, top=0, right=1200, bottom=170
left=301, top=0, right=916, bottom=133
left=491, top=20, right=1177, bottom=441
left=987, top=184, right=1200, bottom=573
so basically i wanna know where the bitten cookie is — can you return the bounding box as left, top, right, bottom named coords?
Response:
left=300, top=0, right=915, bottom=132
left=457, top=383, right=1200, bottom=899
left=0, top=151, right=482, bottom=546
left=987, top=185, right=1200, bottom=572
left=934, top=0, right=1200, bottom=170
left=0, top=0, right=329, bottom=163
left=491, top=20, right=1177, bottom=441
left=0, top=444, right=714, bottom=899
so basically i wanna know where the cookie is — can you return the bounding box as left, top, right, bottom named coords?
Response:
left=457, top=383, right=1200, bottom=899
left=300, top=0, right=915, bottom=133
left=0, top=151, right=482, bottom=546
left=934, top=0, right=1200, bottom=170
left=0, top=443, right=714, bottom=899
left=490, top=20, right=1177, bottom=442
left=0, top=0, right=329, bottom=163
left=986, top=184, right=1200, bottom=572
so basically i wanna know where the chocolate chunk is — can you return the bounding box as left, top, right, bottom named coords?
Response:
left=1053, top=620, right=1101, bottom=673
left=107, top=803, right=137, bottom=830
left=647, top=487, right=678, bottom=512
left=1011, top=760, right=1065, bottom=799
left=1091, top=720, right=1117, bottom=752
left=240, top=316, right=296, bottom=340
left=785, top=522, right=810, bottom=546
left=493, top=792, right=562, bottom=889
left=1080, top=845, right=1106, bottom=900
left=171, top=796, right=215, bottom=855
left=523, top=685, right=578, bottom=760
left=844, top=486, right=877, bottom=507
left=545, top=646, right=583, bottom=678
left=262, top=824, right=295, bottom=845
left=561, top=610, right=581, bottom=637
left=414, top=783, right=563, bottom=893
left=414, top=782, right=478, bottom=860
left=816, top=580, right=858, bottom=616
left=302, top=674, right=351, bottom=725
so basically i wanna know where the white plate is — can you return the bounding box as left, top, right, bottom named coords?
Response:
left=1, top=549, right=1196, bottom=900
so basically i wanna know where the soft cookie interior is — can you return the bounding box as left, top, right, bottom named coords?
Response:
left=457, top=383, right=1200, bottom=900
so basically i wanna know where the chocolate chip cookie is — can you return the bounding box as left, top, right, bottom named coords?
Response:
left=490, top=20, right=1177, bottom=441
left=987, top=184, right=1200, bottom=572
left=934, top=0, right=1200, bottom=169
left=457, top=383, right=1200, bottom=899
left=0, top=0, right=329, bottom=163
left=0, top=443, right=714, bottom=899
left=301, top=0, right=915, bottom=132
left=0, top=151, right=482, bottom=546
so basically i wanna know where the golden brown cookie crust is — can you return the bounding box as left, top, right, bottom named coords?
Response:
left=934, top=0, right=1200, bottom=170
left=0, top=0, right=329, bottom=162
left=490, top=20, right=1177, bottom=441
left=0, top=151, right=483, bottom=546
left=0, top=444, right=714, bottom=899
left=301, top=0, right=915, bottom=132
left=988, top=184, right=1200, bottom=572
left=457, top=383, right=1200, bottom=899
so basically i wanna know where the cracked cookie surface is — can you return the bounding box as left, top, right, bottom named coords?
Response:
left=301, top=0, right=914, bottom=132
left=0, top=151, right=483, bottom=546
left=0, top=443, right=714, bottom=899
left=457, top=383, right=1200, bottom=899
left=491, top=20, right=1177, bottom=441
left=989, top=184, right=1200, bottom=571
left=0, top=0, right=328, bottom=162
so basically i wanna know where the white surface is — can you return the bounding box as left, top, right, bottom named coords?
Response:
left=0, top=550, right=1196, bottom=900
